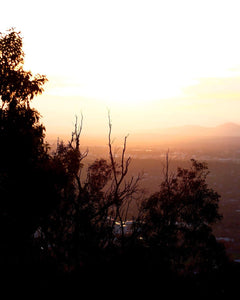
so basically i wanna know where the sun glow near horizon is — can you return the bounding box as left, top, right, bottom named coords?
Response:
left=2, top=0, right=240, bottom=141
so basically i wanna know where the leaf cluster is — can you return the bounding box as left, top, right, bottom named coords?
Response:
left=0, top=29, right=47, bottom=106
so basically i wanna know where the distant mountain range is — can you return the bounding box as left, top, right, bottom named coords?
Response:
left=155, top=122, right=240, bottom=137
left=128, top=123, right=240, bottom=147
left=48, top=122, right=240, bottom=148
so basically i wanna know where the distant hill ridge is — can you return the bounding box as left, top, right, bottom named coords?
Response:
left=156, top=122, right=240, bottom=137
left=46, top=122, right=240, bottom=148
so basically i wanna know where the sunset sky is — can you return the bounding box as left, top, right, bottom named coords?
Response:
left=2, top=0, right=240, bottom=144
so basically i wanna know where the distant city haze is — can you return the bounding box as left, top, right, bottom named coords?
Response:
left=46, top=122, right=240, bottom=148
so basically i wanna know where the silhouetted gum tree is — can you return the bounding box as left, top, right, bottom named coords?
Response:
left=106, top=112, right=142, bottom=248
left=0, top=29, right=46, bottom=108
left=141, top=158, right=226, bottom=274
left=0, top=29, right=53, bottom=263
left=43, top=114, right=143, bottom=272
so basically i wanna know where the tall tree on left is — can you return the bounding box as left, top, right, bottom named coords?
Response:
left=0, top=29, right=53, bottom=263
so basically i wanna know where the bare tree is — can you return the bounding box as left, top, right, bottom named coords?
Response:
left=44, top=113, right=143, bottom=271
left=107, top=112, right=142, bottom=247
left=69, top=114, right=88, bottom=194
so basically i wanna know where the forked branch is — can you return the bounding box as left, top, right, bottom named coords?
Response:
left=107, top=112, right=131, bottom=193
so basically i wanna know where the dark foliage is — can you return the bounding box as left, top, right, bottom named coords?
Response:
left=0, top=29, right=57, bottom=264
left=141, top=159, right=226, bottom=274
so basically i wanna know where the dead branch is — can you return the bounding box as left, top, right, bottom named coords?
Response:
left=107, top=112, right=144, bottom=247
left=69, top=113, right=83, bottom=151
left=108, top=111, right=118, bottom=186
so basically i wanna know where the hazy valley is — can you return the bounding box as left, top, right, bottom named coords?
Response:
left=48, top=124, right=240, bottom=261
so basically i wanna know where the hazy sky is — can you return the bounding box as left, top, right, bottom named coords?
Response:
left=2, top=0, right=240, bottom=142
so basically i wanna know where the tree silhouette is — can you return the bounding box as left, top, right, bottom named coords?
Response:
left=141, top=158, right=226, bottom=274
left=0, top=29, right=46, bottom=108
left=0, top=29, right=51, bottom=265
left=43, top=115, right=142, bottom=273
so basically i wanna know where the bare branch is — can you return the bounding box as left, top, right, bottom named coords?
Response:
left=69, top=113, right=83, bottom=151
left=108, top=111, right=118, bottom=186
left=106, top=112, right=144, bottom=247
left=121, top=134, right=129, bottom=176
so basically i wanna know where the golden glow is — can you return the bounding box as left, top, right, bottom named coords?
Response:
left=2, top=0, right=240, bottom=142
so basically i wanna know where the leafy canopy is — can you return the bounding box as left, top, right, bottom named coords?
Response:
left=0, top=28, right=47, bottom=107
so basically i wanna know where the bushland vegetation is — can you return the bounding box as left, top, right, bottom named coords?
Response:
left=0, top=29, right=239, bottom=296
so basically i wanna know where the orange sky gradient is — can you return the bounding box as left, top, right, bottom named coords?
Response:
left=2, top=0, right=240, bottom=146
